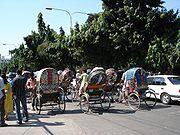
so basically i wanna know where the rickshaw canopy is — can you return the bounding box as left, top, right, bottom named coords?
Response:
left=125, top=67, right=148, bottom=88
left=36, top=68, right=59, bottom=93
left=105, top=68, right=117, bottom=83
left=88, top=67, right=107, bottom=85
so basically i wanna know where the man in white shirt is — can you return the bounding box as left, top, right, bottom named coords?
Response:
left=119, top=69, right=130, bottom=103
left=0, top=71, right=8, bottom=127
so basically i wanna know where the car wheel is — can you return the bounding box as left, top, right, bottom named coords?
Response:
left=160, top=93, right=171, bottom=104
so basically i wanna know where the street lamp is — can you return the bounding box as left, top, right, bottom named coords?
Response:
left=2, top=43, right=16, bottom=47
left=46, top=7, right=72, bottom=29
left=2, top=43, right=17, bottom=56
left=72, top=11, right=94, bottom=16
left=2, top=43, right=17, bottom=54
left=72, top=11, right=95, bottom=26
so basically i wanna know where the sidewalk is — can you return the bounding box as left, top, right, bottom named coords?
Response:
left=0, top=103, right=85, bottom=135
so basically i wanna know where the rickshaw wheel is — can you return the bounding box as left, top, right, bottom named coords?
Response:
left=128, top=92, right=140, bottom=111
left=100, top=92, right=111, bottom=111
left=70, top=86, right=77, bottom=101
left=112, top=89, right=122, bottom=103
left=144, top=91, right=157, bottom=108
left=35, top=95, right=42, bottom=115
left=58, top=91, right=66, bottom=113
left=71, top=89, right=80, bottom=106
left=65, top=85, right=74, bottom=101
left=80, top=94, right=89, bottom=113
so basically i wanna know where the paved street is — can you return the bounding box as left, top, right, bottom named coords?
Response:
left=1, top=100, right=180, bottom=135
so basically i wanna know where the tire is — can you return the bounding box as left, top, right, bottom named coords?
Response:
left=35, top=95, right=42, bottom=115
left=144, top=91, right=157, bottom=108
left=65, top=85, right=74, bottom=101
left=80, top=94, right=89, bottom=113
left=111, top=87, right=122, bottom=103
left=161, top=93, right=171, bottom=104
left=58, top=91, right=66, bottom=113
left=71, top=89, right=80, bottom=106
left=128, top=92, right=140, bottom=111
left=70, top=87, right=78, bottom=101
left=112, top=91, right=120, bottom=103
left=100, top=92, right=111, bottom=111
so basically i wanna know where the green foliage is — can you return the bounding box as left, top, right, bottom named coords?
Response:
left=146, top=38, right=171, bottom=71
left=37, top=12, right=46, bottom=40
left=7, top=0, right=180, bottom=74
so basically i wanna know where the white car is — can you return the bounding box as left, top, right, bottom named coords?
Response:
left=147, top=75, right=180, bottom=104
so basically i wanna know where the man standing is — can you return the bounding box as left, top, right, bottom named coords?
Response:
left=0, top=70, right=8, bottom=127
left=12, top=69, right=29, bottom=124
left=119, top=69, right=129, bottom=103
left=26, top=72, right=37, bottom=111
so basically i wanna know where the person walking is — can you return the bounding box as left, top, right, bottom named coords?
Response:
left=26, top=72, right=37, bottom=111
left=0, top=71, right=8, bottom=127
left=1, top=74, right=13, bottom=120
left=12, top=69, right=29, bottom=124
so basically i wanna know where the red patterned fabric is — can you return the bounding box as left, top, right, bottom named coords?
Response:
left=47, top=69, right=53, bottom=84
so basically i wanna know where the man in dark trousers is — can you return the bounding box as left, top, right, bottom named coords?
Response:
left=0, top=70, right=8, bottom=127
left=12, top=69, right=29, bottom=124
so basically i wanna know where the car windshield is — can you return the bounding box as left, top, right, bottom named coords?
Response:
left=168, top=77, right=180, bottom=85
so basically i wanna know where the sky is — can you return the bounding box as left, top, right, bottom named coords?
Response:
left=0, top=0, right=179, bottom=59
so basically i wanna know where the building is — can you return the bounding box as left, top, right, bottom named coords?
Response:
left=0, top=54, right=10, bottom=69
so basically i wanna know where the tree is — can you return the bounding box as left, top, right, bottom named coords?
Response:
left=7, top=0, right=180, bottom=73
left=37, top=12, right=46, bottom=41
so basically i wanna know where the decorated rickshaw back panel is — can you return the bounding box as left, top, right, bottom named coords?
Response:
left=37, top=68, right=59, bottom=94
left=125, top=67, right=148, bottom=93
left=86, top=84, right=104, bottom=95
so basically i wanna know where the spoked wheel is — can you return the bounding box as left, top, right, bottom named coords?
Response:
left=80, top=93, right=89, bottom=113
left=100, top=92, right=111, bottom=111
left=144, top=91, right=157, bottom=108
left=112, top=89, right=122, bottom=103
left=58, top=91, right=66, bottom=113
left=70, top=87, right=77, bottom=100
left=72, top=89, right=80, bottom=106
left=65, top=85, right=74, bottom=101
left=35, top=95, right=42, bottom=115
left=128, top=92, right=140, bottom=111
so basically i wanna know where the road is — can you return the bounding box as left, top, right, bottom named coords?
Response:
left=1, top=100, right=180, bottom=135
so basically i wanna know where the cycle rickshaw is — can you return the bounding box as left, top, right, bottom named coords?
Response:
left=59, top=68, right=75, bottom=101
left=105, top=68, right=120, bottom=101
left=35, top=68, right=66, bottom=114
left=79, top=67, right=111, bottom=113
left=105, top=68, right=118, bottom=85
left=121, top=67, right=157, bottom=111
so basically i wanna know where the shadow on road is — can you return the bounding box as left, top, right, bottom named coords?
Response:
left=105, top=108, right=136, bottom=114
left=171, top=101, right=180, bottom=106
left=61, top=109, right=82, bottom=114
left=8, top=111, right=65, bottom=135
left=84, top=104, right=136, bottom=115
left=139, top=102, right=172, bottom=112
